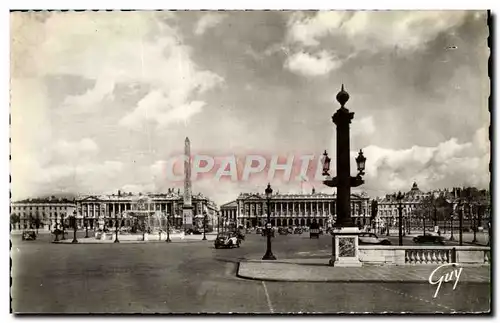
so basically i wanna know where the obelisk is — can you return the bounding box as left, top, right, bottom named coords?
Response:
left=182, top=137, right=194, bottom=230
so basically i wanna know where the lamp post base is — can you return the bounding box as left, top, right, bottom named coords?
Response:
left=71, top=239, right=78, bottom=244
left=330, top=227, right=362, bottom=267
left=166, top=237, right=171, bottom=243
left=262, top=251, right=276, bottom=260
left=114, top=239, right=120, bottom=243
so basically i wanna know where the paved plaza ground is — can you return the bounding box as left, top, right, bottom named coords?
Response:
left=11, top=231, right=491, bottom=314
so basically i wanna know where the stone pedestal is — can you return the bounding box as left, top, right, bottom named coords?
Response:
left=143, top=233, right=149, bottom=241
left=100, top=232, right=106, bottom=241
left=330, top=227, right=362, bottom=267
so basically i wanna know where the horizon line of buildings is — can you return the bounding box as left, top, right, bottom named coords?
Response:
left=11, top=183, right=490, bottom=230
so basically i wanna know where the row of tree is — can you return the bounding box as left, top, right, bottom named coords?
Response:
left=412, top=187, right=490, bottom=231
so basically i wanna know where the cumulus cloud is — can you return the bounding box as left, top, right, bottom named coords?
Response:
left=285, top=50, right=342, bottom=76
left=360, top=126, right=490, bottom=195
left=194, top=13, right=226, bottom=35
left=11, top=137, right=125, bottom=199
left=287, top=11, right=471, bottom=53
left=62, top=77, right=115, bottom=112
left=12, top=12, right=224, bottom=128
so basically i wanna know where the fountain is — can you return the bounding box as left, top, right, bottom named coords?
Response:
left=94, top=195, right=176, bottom=242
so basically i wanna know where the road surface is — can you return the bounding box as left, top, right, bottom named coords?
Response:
left=11, top=232, right=490, bottom=313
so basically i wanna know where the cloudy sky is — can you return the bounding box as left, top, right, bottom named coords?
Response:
left=10, top=10, right=490, bottom=205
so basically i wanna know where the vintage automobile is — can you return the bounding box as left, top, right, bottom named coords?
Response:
left=293, top=227, right=303, bottom=234
left=413, top=234, right=445, bottom=245
left=214, top=232, right=241, bottom=249
left=310, top=222, right=321, bottom=239
left=256, top=227, right=263, bottom=235
left=22, top=230, right=37, bottom=241
left=185, top=228, right=202, bottom=235
left=309, top=228, right=320, bottom=239
left=261, top=227, right=275, bottom=237
left=278, top=227, right=289, bottom=235
left=358, top=232, right=391, bottom=245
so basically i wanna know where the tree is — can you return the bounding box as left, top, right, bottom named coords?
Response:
left=10, top=214, right=20, bottom=229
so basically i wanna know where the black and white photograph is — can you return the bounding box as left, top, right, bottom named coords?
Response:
left=9, top=8, right=491, bottom=314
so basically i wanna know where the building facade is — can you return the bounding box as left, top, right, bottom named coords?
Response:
left=221, top=189, right=371, bottom=228
left=376, top=182, right=429, bottom=229
left=11, top=189, right=218, bottom=231
left=10, top=196, right=76, bottom=230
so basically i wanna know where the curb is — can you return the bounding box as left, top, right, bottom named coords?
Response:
left=236, top=272, right=491, bottom=284
left=235, top=273, right=428, bottom=283
left=237, top=262, right=491, bottom=283
left=51, top=239, right=216, bottom=244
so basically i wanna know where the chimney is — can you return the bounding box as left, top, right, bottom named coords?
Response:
left=312, top=187, right=316, bottom=194
left=118, top=190, right=121, bottom=197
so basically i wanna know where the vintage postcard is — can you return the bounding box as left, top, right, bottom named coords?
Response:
left=10, top=10, right=491, bottom=314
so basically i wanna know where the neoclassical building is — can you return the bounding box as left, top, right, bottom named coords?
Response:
left=10, top=196, right=76, bottom=230
left=376, top=182, right=429, bottom=228
left=76, top=189, right=218, bottom=228
left=11, top=189, right=218, bottom=230
left=221, top=189, right=371, bottom=228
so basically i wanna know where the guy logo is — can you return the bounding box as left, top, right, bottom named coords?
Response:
left=428, top=263, right=463, bottom=298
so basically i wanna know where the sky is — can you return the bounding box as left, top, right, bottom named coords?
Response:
left=10, top=10, right=490, bottom=205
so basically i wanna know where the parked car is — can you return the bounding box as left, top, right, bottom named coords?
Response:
left=413, top=234, right=445, bottom=245
left=287, top=227, right=294, bottom=234
left=294, top=227, right=303, bottom=234
left=185, top=228, right=202, bottom=235
left=235, top=229, right=246, bottom=241
left=358, top=232, right=391, bottom=245
left=261, top=228, right=275, bottom=237
left=310, top=222, right=321, bottom=239
left=278, top=227, right=289, bottom=235
left=256, top=227, right=263, bottom=235
left=214, top=232, right=241, bottom=249
left=22, top=230, right=37, bottom=241
left=309, top=228, right=320, bottom=239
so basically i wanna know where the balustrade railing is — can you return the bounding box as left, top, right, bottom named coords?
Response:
left=405, top=249, right=451, bottom=264
left=484, top=250, right=491, bottom=263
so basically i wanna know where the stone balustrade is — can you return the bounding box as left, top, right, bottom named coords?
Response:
left=359, top=246, right=490, bottom=266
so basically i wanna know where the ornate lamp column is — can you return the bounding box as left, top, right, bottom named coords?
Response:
left=166, top=212, right=172, bottom=243
left=323, top=85, right=366, bottom=267
left=71, top=211, right=78, bottom=244
left=262, top=183, right=276, bottom=260
left=114, top=212, right=120, bottom=243
left=396, top=192, right=404, bottom=246
left=202, top=211, right=207, bottom=241
left=60, top=213, right=66, bottom=240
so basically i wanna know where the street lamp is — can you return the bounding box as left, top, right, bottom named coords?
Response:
left=386, top=215, right=390, bottom=236
left=202, top=211, right=207, bottom=241
left=449, top=213, right=455, bottom=241
left=60, top=213, right=66, bottom=240
left=322, top=150, right=331, bottom=176
left=355, top=149, right=366, bottom=176
left=471, top=204, right=478, bottom=244
left=396, top=191, right=404, bottom=246
left=72, top=211, right=78, bottom=244
left=84, top=212, right=89, bottom=238
left=458, top=200, right=463, bottom=246
left=262, top=183, right=276, bottom=260
left=114, top=212, right=120, bottom=243
left=166, top=212, right=172, bottom=243
left=53, top=213, right=60, bottom=242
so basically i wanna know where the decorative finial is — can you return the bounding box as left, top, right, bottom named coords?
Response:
left=336, top=84, right=350, bottom=107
